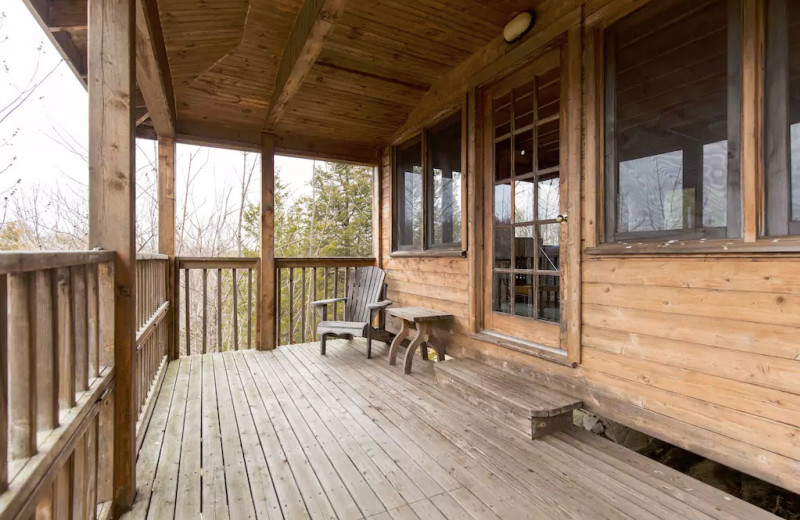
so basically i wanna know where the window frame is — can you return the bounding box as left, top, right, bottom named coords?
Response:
left=764, top=0, right=800, bottom=237
left=601, top=0, right=744, bottom=245
left=391, top=108, right=467, bottom=256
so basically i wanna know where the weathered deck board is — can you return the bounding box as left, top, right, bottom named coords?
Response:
left=128, top=340, right=781, bottom=520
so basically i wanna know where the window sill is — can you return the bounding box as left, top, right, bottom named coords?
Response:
left=390, top=249, right=466, bottom=258
left=586, top=236, right=800, bottom=256
left=471, top=331, right=576, bottom=368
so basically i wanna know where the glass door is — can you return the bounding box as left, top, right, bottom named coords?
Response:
left=482, top=49, right=566, bottom=349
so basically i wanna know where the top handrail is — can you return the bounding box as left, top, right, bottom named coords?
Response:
left=136, top=253, right=169, bottom=261
left=275, top=257, right=375, bottom=268
left=0, top=250, right=116, bottom=274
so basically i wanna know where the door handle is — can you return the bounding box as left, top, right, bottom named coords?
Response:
left=556, top=214, right=568, bottom=224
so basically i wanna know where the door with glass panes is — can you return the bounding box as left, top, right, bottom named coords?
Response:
left=482, top=48, right=566, bottom=350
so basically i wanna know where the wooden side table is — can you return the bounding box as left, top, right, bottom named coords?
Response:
left=386, top=307, right=453, bottom=374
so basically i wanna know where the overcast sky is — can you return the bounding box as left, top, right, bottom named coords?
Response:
left=1, top=0, right=315, bottom=224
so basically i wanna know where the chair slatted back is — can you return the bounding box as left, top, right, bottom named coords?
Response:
left=345, top=266, right=385, bottom=323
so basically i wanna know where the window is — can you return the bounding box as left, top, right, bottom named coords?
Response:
left=604, top=0, right=741, bottom=242
left=491, top=66, right=562, bottom=322
left=765, top=0, right=800, bottom=235
left=394, top=138, right=422, bottom=249
left=393, top=112, right=464, bottom=253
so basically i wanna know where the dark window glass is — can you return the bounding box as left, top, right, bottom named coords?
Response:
left=765, top=0, right=800, bottom=235
left=395, top=140, right=422, bottom=249
left=605, top=0, right=741, bottom=241
left=428, top=114, right=462, bottom=247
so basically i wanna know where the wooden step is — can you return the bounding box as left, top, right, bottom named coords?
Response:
left=434, top=358, right=582, bottom=439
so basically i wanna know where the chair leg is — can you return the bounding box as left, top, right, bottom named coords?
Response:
left=320, top=334, right=327, bottom=355
left=366, top=328, right=372, bottom=359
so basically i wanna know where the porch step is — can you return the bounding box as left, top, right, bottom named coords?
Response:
left=434, top=358, right=582, bottom=439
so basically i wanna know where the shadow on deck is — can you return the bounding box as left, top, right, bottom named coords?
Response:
left=125, top=339, right=778, bottom=520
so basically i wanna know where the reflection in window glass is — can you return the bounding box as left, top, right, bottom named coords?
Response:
left=538, top=177, right=560, bottom=220
left=618, top=151, right=684, bottom=233
left=428, top=115, right=462, bottom=247
left=606, top=0, right=738, bottom=239
left=514, top=179, right=535, bottom=223
left=395, top=141, right=422, bottom=248
left=494, top=184, right=511, bottom=224
left=703, top=141, right=728, bottom=228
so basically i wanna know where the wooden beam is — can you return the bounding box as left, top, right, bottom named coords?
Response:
left=259, top=134, right=276, bottom=350
left=157, top=137, right=177, bottom=359
left=87, top=0, right=136, bottom=513
left=135, top=0, right=176, bottom=137
left=563, top=21, right=583, bottom=365
left=263, top=0, right=347, bottom=130
left=741, top=0, right=764, bottom=241
left=151, top=120, right=381, bottom=165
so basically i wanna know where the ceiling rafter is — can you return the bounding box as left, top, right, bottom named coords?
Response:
left=135, top=0, right=176, bottom=138
left=263, top=0, right=347, bottom=130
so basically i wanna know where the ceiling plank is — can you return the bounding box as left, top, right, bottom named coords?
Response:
left=135, top=0, right=176, bottom=137
left=263, top=0, right=347, bottom=130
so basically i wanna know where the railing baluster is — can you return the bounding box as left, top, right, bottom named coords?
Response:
left=233, top=268, right=239, bottom=350
left=87, top=264, right=99, bottom=379
left=334, top=267, right=340, bottom=319
left=8, top=273, right=36, bottom=459
left=247, top=268, right=253, bottom=349
left=34, top=270, right=58, bottom=432
left=217, top=268, right=222, bottom=352
left=312, top=267, right=318, bottom=341
left=202, top=269, right=208, bottom=355
left=276, top=268, right=281, bottom=346
left=0, top=274, right=8, bottom=491
left=71, top=265, right=88, bottom=393
left=288, top=267, right=294, bottom=345
left=56, top=268, right=75, bottom=410
left=185, top=268, right=191, bottom=356
left=301, top=267, right=306, bottom=343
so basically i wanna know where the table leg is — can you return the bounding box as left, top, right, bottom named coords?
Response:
left=426, top=327, right=445, bottom=361
left=403, top=322, right=429, bottom=374
left=388, top=319, right=411, bottom=365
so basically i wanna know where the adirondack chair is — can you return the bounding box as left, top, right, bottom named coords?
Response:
left=311, top=266, right=392, bottom=358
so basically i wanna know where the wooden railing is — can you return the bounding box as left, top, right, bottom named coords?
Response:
left=0, top=251, right=116, bottom=520
left=176, top=257, right=259, bottom=356
left=275, top=258, right=376, bottom=346
left=134, top=254, right=170, bottom=450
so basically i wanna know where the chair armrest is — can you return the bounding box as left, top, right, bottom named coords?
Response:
left=367, top=300, right=392, bottom=311
left=311, top=297, right=347, bottom=307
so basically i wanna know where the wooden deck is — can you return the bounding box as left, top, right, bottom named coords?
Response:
left=125, top=339, right=778, bottom=520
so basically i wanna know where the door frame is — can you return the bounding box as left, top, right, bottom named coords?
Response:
left=469, top=26, right=582, bottom=366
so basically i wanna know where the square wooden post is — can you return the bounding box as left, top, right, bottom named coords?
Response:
left=158, top=137, right=177, bottom=359
left=87, top=0, right=136, bottom=513
left=258, top=133, right=276, bottom=350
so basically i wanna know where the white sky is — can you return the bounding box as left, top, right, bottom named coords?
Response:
left=0, top=0, right=315, bottom=221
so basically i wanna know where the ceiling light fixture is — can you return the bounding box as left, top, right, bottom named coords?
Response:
left=503, top=11, right=536, bottom=44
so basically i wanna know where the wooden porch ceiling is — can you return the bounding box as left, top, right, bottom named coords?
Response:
left=24, top=0, right=542, bottom=164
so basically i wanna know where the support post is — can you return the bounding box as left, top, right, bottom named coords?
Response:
left=259, top=134, right=276, bottom=349
left=88, top=0, right=136, bottom=513
left=158, top=137, right=177, bottom=359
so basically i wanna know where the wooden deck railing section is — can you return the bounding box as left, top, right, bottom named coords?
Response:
left=134, top=254, right=170, bottom=450
left=176, top=257, right=259, bottom=356
left=274, top=258, right=376, bottom=345
left=0, top=251, right=116, bottom=519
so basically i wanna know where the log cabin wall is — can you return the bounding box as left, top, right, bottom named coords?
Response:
left=380, top=0, right=800, bottom=495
